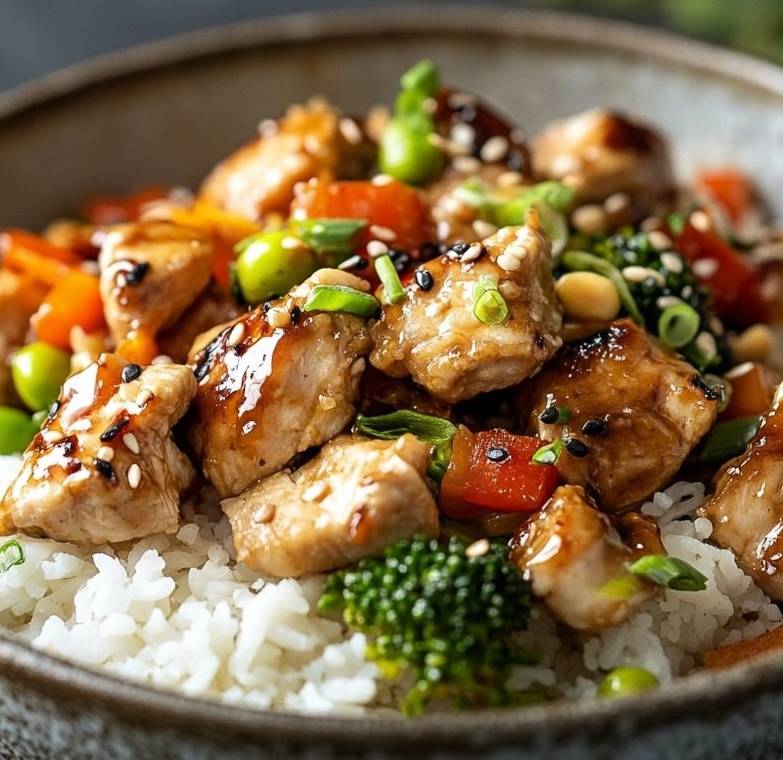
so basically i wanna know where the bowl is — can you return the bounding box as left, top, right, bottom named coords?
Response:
left=1, top=8, right=783, bottom=759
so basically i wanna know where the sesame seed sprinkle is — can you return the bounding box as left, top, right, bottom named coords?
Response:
left=647, top=230, right=673, bottom=251
left=461, top=243, right=484, bottom=263
left=660, top=252, right=684, bottom=273
left=690, top=210, right=711, bottom=232
left=136, top=389, right=154, bottom=407
left=497, top=252, right=522, bottom=272
left=95, top=458, right=116, bottom=482
left=366, top=240, right=389, bottom=259
left=696, top=331, right=718, bottom=359
left=480, top=135, right=509, bottom=163
left=369, top=225, right=396, bottom=242
left=127, top=463, right=141, bottom=489
left=226, top=322, right=245, bottom=347
left=452, top=155, right=481, bottom=174
left=338, top=117, right=362, bottom=145
left=692, top=258, right=719, bottom=278
left=466, top=538, right=490, bottom=558
left=121, top=364, right=142, bottom=383
left=151, top=354, right=173, bottom=365
left=451, top=123, right=476, bottom=148
left=604, top=192, right=631, bottom=214
left=123, top=433, right=140, bottom=454
left=472, top=220, right=499, bottom=238
left=97, top=446, right=114, bottom=462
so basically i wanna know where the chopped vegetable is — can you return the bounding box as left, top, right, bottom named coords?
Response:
left=354, top=410, right=457, bottom=481
left=318, top=535, right=534, bottom=715
left=440, top=429, right=559, bottom=520
left=0, top=407, right=39, bottom=454
left=399, top=59, right=439, bottom=96
left=628, top=554, right=708, bottom=591
left=531, top=439, right=564, bottom=465
left=0, top=229, right=81, bottom=266
left=374, top=254, right=406, bottom=304
left=658, top=303, right=700, bottom=349
left=234, top=230, right=318, bottom=304
left=0, top=540, right=25, bottom=575
left=699, top=415, right=762, bottom=465
left=10, top=342, right=70, bottom=412
left=598, top=667, right=658, bottom=699
left=302, top=285, right=380, bottom=318
left=82, top=186, right=168, bottom=225
left=697, top=169, right=754, bottom=225
left=722, top=362, right=773, bottom=420
left=31, top=269, right=106, bottom=350
left=472, top=275, right=508, bottom=325
left=293, top=218, right=367, bottom=260
left=116, top=329, right=159, bottom=366
left=704, top=625, right=783, bottom=669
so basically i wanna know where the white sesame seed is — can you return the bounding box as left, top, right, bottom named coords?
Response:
left=681, top=285, right=694, bottom=299
left=604, top=192, right=631, bottom=214
left=709, top=316, right=725, bottom=336
left=371, top=174, right=394, bottom=186
left=338, top=117, right=362, bottom=145
left=226, top=322, right=245, bottom=347
left=497, top=171, right=524, bottom=189
left=127, top=463, right=141, bottom=490
left=452, top=155, right=481, bottom=174
left=656, top=295, right=683, bottom=310
left=466, top=538, right=490, bottom=558
left=695, top=331, right=718, bottom=359
left=472, top=220, right=499, bottom=238
left=123, top=433, right=140, bottom=455
left=497, top=252, right=522, bottom=272
left=692, top=258, right=719, bottom=278
left=281, top=236, right=303, bottom=250
left=648, top=230, right=673, bottom=251
left=440, top=196, right=467, bottom=216
left=451, top=123, right=476, bottom=148
left=252, top=503, right=275, bottom=524
left=368, top=225, right=396, bottom=243
left=302, top=482, right=329, bottom=502
left=621, top=266, right=651, bottom=283
left=499, top=281, right=522, bottom=300
left=725, top=361, right=755, bottom=380
left=151, top=354, right=173, bottom=365
left=572, top=204, right=607, bottom=235
left=640, top=216, right=662, bottom=232
left=479, top=135, right=510, bottom=163
left=318, top=394, right=337, bottom=411
left=136, top=389, right=154, bottom=406
left=41, top=430, right=61, bottom=444
left=660, top=252, right=684, bottom=273
left=690, top=210, right=712, bottom=232
left=436, top=220, right=452, bottom=240
left=267, top=307, right=291, bottom=329
left=97, top=446, right=114, bottom=462
left=461, top=243, right=484, bottom=263
left=366, top=240, right=389, bottom=259
left=447, top=92, right=477, bottom=109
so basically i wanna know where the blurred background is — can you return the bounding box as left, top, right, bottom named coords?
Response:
left=1, top=0, right=782, bottom=93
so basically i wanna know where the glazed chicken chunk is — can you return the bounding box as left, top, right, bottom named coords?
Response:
left=0, top=356, right=196, bottom=543
left=98, top=221, right=214, bottom=345
left=370, top=221, right=562, bottom=403
left=511, top=485, right=662, bottom=630
left=700, top=388, right=783, bottom=600
left=533, top=109, right=674, bottom=219
left=188, top=269, right=372, bottom=498
left=222, top=434, right=439, bottom=577
left=520, top=319, right=718, bottom=512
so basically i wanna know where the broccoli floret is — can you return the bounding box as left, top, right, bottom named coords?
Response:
left=318, top=536, right=534, bottom=716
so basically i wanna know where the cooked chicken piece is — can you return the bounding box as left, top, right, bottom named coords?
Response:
left=187, top=269, right=372, bottom=497
left=370, top=221, right=562, bottom=403
left=700, top=388, right=783, bottom=599
left=0, top=356, right=196, bottom=543
left=222, top=434, right=439, bottom=577
left=532, top=109, right=674, bottom=220
left=200, top=99, right=373, bottom=221
left=358, top=366, right=452, bottom=419
left=519, top=319, right=718, bottom=512
left=98, top=221, right=213, bottom=345
left=510, top=485, right=662, bottom=630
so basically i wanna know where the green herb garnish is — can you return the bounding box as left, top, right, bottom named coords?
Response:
left=0, top=540, right=25, bottom=574
left=302, top=285, right=380, bottom=318
left=531, top=439, right=565, bottom=465
left=628, top=554, right=707, bottom=591
left=472, top=275, right=509, bottom=325
left=374, top=254, right=406, bottom=304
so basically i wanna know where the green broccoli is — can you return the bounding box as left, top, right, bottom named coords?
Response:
left=317, top=536, right=535, bottom=716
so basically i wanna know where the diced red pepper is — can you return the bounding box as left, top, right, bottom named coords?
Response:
left=673, top=222, right=768, bottom=326
left=697, top=169, right=754, bottom=225
left=82, top=186, right=168, bottom=226
left=439, top=428, right=559, bottom=521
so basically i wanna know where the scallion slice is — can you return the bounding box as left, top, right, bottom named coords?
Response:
left=699, top=415, right=761, bottom=465
left=560, top=250, right=644, bottom=325
left=294, top=218, right=367, bottom=257
left=599, top=572, right=645, bottom=600
left=302, top=285, right=380, bottom=318
left=531, top=440, right=564, bottom=465
left=0, top=539, right=25, bottom=575
left=658, top=304, right=700, bottom=349
left=472, top=276, right=509, bottom=325
left=666, top=212, right=686, bottom=236
left=374, top=254, right=406, bottom=304
left=400, top=59, right=439, bottom=97
left=628, top=554, right=707, bottom=592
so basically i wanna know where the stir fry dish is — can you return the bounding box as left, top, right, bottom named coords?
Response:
left=2, top=61, right=783, bottom=716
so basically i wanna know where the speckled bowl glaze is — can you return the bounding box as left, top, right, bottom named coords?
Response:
left=1, top=8, right=783, bottom=759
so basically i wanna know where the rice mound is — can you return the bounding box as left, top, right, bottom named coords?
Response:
left=0, top=454, right=780, bottom=713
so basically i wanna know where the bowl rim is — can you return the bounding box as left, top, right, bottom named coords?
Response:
left=2, top=5, right=783, bottom=748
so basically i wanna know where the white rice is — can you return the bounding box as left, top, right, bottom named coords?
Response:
left=0, top=455, right=780, bottom=713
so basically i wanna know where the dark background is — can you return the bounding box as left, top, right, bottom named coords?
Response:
left=1, top=0, right=782, bottom=94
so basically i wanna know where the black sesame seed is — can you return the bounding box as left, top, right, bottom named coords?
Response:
left=262, top=301, right=272, bottom=314
left=565, top=438, right=589, bottom=458
left=448, top=241, right=470, bottom=257
left=486, top=446, right=510, bottom=463
left=390, top=249, right=411, bottom=272
left=125, top=261, right=150, bottom=286
left=94, top=458, right=117, bottom=481
left=581, top=418, right=607, bottom=436
left=415, top=268, right=434, bottom=291
left=534, top=334, right=546, bottom=350
left=419, top=241, right=442, bottom=260
left=100, top=417, right=129, bottom=443
left=290, top=305, right=302, bottom=324
left=540, top=406, right=559, bottom=425
left=121, top=363, right=142, bottom=383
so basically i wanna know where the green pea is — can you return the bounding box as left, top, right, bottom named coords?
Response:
left=235, top=230, right=318, bottom=304
left=379, top=119, right=444, bottom=185
left=10, top=342, right=70, bottom=412
left=598, top=667, right=659, bottom=699
left=0, top=407, right=38, bottom=455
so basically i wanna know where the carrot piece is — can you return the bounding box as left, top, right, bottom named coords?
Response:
left=704, top=626, right=783, bottom=669
left=31, top=270, right=106, bottom=350
left=116, top=329, right=158, bottom=366
left=722, top=362, right=774, bottom=420
left=211, top=239, right=235, bottom=291
left=0, top=228, right=82, bottom=266
left=2, top=247, right=71, bottom=287
left=697, top=169, right=754, bottom=224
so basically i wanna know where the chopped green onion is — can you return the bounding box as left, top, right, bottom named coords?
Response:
left=598, top=667, right=658, bottom=699
left=560, top=250, right=644, bottom=325
left=302, top=285, right=380, bottom=318
left=374, top=254, right=406, bottom=304
left=472, top=276, right=509, bottom=325
left=555, top=406, right=571, bottom=424
left=531, top=440, right=564, bottom=465
left=400, top=59, right=439, bottom=97
left=658, top=304, right=700, bottom=349
left=628, top=554, right=707, bottom=591
left=0, top=540, right=25, bottom=575
left=355, top=410, right=457, bottom=481
left=293, top=218, right=367, bottom=258
left=667, top=212, right=686, bottom=236
left=699, top=415, right=761, bottom=465
left=599, top=572, right=645, bottom=600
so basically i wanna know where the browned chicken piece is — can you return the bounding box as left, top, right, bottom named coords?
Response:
left=358, top=365, right=452, bottom=419
left=532, top=109, right=674, bottom=220
left=187, top=269, right=372, bottom=498
left=700, top=388, right=783, bottom=599
left=0, top=355, right=196, bottom=543
left=370, top=221, right=562, bottom=403
left=98, top=221, right=214, bottom=345
left=222, top=434, right=439, bottom=577
left=200, top=99, right=373, bottom=221
left=519, top=319, right=718, bottom=512
left=510, top=485, right=662, bottom=630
